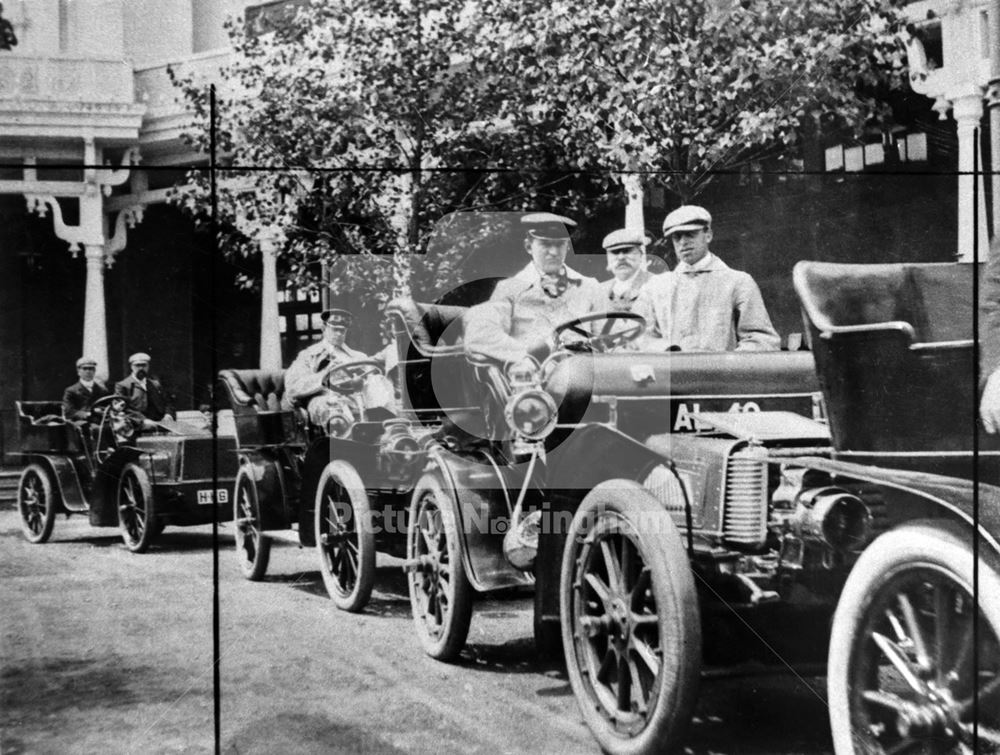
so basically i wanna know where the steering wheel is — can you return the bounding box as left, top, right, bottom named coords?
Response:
left=323, top=358, right=385, bottom=394
left=553, top=311, right=646, bottom=353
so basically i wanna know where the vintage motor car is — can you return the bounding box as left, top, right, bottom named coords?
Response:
left=12, top=397, right=238, bottom=553
left=388, top=260, right=998, bottom=754
left=520, top=260, right=995, bottom=755
left=217, top=362, right=434, bottom=613
left=380, top=292, right=826, bottom=669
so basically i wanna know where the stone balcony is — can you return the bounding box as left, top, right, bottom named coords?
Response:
left=0, top=55, right=145, bottom=141
left=133, top=49, right=230, bottom=161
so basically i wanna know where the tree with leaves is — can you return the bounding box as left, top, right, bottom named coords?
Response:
left=172, top=0, right=616, bottom=302
left=478, top=0, right=906, bottom=202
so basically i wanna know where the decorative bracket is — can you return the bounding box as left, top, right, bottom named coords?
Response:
left=25, top=194, right=87, bottom=255
left=105, top=205, right=145, bottom=265
left=95, top=147, right=141, bottom=197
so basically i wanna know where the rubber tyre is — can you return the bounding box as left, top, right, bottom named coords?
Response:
left=233, top=466, right=271, bottom=581
left=561, top=481, right=701, bottom=755
left=828, top=521, right=1000, bottom=754
left=18, top=463, right=59, bottom=544
left=118, top=463, right=156, bottom=553
left=315, top=460, right=376, bottom=612
left=406, top=473, right=473, bottom=662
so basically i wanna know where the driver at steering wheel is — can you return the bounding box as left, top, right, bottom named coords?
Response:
left=463, top=213, right=601, bottom=375
left=284, top=307, right=395, bottom=436
left=63, top=356, right=111, bottom=424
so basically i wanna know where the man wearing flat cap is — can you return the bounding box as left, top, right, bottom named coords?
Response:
left=284, top=307, right=395, bottom=435
left=63, top=357, right=111, bottom=423
left=598, top=228, right=653, bottom=311
left=634, top=205, right=779, bottom=352
left=115, top=352, right=176, bottom=428
left=464, top=213, right=601, bottom=371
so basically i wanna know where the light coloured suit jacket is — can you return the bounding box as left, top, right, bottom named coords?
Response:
left=633, top=254, right=779, bottom=352
left=464, top=264, right=601, bottom=364
left=284, top=339, right=369, bottom=403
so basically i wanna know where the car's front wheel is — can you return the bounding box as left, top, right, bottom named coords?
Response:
left=233, top=466, right=271, bottom=580
left=561, top=481, right=701, bottom=755
left=828, top=522, right=1000, bottom=754
left=18, top=463, right=59, bottom=544
left=118, top=463, right=156, bottom=553
left=315, top=460, right=375, bottom=612
left=406, top=473, right=472, bottom=662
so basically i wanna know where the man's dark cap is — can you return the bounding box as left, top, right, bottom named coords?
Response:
left=521, top=212, right=577, bottom=241
left=321, top=308, right=353, bottom=326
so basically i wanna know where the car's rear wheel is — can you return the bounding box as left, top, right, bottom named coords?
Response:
left=406, top=473, right=472, bottom=662
left=828, top=522, right=1000, bottom=754
left=18, top=463, right=58, bottom=544
left=234, top=466, right=271, bottom=580
left=118, top=463, right=156, bottom=553
left=315, top=460, right=376, bottom=612
left=561, top=482, right=701, bottom=755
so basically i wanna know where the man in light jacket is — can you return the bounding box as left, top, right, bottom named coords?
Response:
left=634, top=205, right=779, bottom=352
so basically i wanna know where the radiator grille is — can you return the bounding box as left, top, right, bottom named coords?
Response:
left=722, top=446, right=769, bottom=549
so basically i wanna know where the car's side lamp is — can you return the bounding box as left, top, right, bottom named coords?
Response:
left=504, top=389, right=558, bottom=442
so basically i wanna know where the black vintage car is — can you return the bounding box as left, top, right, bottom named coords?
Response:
left=542, top=260, right=996, bottom=754
left=217, top=364, right=433, bottom=613
left=12, top=398, right=238, bottom=552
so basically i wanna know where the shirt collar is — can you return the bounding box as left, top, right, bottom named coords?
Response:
left=80, top=380, right=94, bottom=389
left=515, top=263, right=585, bottom=287
left=675, top=252, right=721, bottom=275
left=611, top=267, right=644, bottom=296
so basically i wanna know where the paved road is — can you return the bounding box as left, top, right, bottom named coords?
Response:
left=1, top=510, right=834, bottom=754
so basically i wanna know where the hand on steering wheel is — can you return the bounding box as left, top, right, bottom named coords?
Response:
left=323, top=358, right=385, bottom=394
left=552, top=311, right=646, bottom=354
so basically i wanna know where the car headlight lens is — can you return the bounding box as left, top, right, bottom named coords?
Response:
left=504, top=389, right=558, bottom=441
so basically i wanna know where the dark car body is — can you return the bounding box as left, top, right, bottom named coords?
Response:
left=12, top=401, right=237, bottom=550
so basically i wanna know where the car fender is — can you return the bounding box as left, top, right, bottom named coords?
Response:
left=794, top=455, right=1000, bottom=558
left=237, top=450, right=288, bottom=531
left=298, top=437, right=378, bottom=547
left=427, top=447, right=534, bottom=592
left=86, top=447, right=145, bottom=526
left=20, top=454, right=86, bottom=514
left=537, top=424, right=677, bottom=632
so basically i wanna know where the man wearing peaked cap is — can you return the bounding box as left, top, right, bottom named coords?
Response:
left=598, top=228, right=653, bottom=312
left=115, top=352, right=176, bottom=427
left=284, top=305, right=395, bottom=435
left=634, top=205, right=779, bottom=352
left=463, top=212, right=601, bottom=370
left=62, top=356, right=111, bottom=423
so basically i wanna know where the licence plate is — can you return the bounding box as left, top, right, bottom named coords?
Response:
left=197, top=489, right=229, bottom=505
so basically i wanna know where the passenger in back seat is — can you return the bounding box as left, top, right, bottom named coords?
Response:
left=284, top=307, right=396, bottom=436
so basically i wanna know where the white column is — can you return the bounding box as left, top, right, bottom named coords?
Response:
left=83, top=244, right=110, bottom=383
left=952, top=95, right=990, bottom=262
left=623, top=174, right=645, bottom=233
left=259, top=234, right=282, bottom=370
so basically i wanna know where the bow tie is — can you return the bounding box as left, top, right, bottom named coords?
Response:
left=540, top=271, right=580, bottom=298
